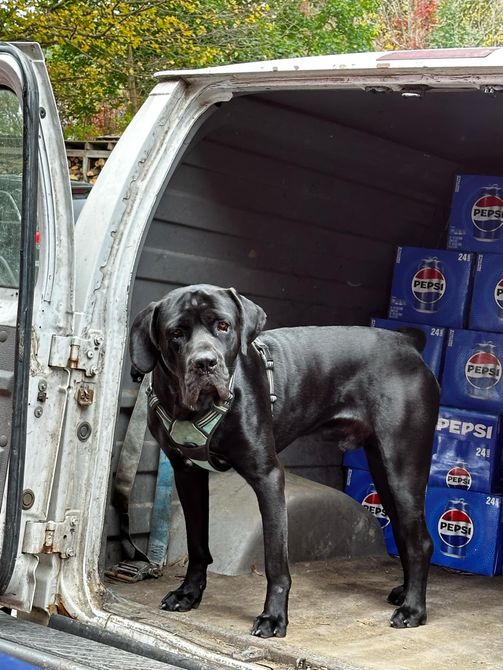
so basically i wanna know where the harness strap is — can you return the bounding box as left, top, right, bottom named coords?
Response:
left=147, top=340, right=275, bottom=472
left=146, top=375, right=235, bottom=472
left=252, top=339, right=277, bottom=411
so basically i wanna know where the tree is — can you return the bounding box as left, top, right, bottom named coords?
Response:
left=428, top=0, right=503, bottom=48
left=0, top=0, right=379, bottom=139
left=374, top=0, right=503, bottom=52
left=0, top=88, right=22, bottom=138
left=1, top=1, right=241, bottom=136
left=225, top=0, right=379, bottom=61
left=375, top=0, right=439, bottom=51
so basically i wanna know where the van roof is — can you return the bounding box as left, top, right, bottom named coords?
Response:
left=155, top=47, right=503, bottom=81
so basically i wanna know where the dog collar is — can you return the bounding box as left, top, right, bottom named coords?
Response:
left=146, top=375, right=235, bottom=473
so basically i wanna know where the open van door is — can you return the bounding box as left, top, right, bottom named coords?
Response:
left=0, top=42, right=74, bottom=612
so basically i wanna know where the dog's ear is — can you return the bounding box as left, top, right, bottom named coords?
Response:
left=227, top=288, right=267, bottom=355
left=129, top=301, right=161, bottom=373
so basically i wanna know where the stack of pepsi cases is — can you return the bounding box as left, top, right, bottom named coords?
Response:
left=344, top=174, right=503, bottom=575
left=427, top=407, right=503, bottom=575
left=434, top=174, right=503, bottom=575
left=344, top=409, right=503, bottom=574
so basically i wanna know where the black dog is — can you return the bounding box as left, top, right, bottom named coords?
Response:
left=130, top=284, right=439, bottom=638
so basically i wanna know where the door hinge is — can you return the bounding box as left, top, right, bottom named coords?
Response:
left=49, top=332, right=104, bottom=377
left=22, top=512, right=79, bottom=559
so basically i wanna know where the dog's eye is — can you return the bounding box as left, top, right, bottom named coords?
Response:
left=217, top=321, right=230, bottom=332
left=170, top=328, right=184, bottom=339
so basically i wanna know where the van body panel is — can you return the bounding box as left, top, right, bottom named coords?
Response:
left=155, top=47, right=503, bottom=80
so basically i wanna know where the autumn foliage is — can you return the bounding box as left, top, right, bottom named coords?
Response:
left=1, top=0, right=502, bottom=138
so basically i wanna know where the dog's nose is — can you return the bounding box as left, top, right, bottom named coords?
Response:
left=192, top=353, right=218, bottom=373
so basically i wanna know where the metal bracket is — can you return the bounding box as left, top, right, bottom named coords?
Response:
left=22, top=511, right=79, bottom=559
left=49, top=331, right=104, bottom=377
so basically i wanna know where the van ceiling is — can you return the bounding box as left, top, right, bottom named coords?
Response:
left=259, top=89, right=503, bottom=168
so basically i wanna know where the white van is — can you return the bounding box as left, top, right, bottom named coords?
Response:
left=0, top=42, right=502, bottom=670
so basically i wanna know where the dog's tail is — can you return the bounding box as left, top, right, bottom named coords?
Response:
left=398, top=327, right=427, bottom=353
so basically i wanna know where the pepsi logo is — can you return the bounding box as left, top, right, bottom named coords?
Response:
left=438, top=508, right=473, bottom=548
left=436, top=417, right=494, bottom=439
left=494, top=278, right=503, bottom=311
left=465, top=350, right=502, bottom=389
left=411, top=266, right=446, bottom=304
left=362, top=490, right=390, bottom=529
left=446, top=465, right=471, bottom=490
left=472, top=193, right=503, bottom=232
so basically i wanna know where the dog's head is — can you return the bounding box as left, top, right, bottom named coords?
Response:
left=130, top=285, right=266, bottom=412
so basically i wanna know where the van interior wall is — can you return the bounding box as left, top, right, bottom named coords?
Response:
left=105, top=86, right=501, bottom=567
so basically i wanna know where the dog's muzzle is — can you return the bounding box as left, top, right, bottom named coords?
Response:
left=183, top=350, right=230, bottom=410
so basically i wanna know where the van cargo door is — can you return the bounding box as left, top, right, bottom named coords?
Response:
left=0, top=42, right=75, bottom=611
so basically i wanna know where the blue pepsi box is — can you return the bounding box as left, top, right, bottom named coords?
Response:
left=469, top=253, right=503, bottom=333
left=447, top=175, right=503, bottom=254
left=388, top=246, right=474, bottom=328
left=430, top=407, right=503, bottom=494
left=441, top=329, right=503, bottom=413
left=370, top=317, right=446, bottom=377
left=426, top=487, right=503, bottom=575
left=342, top=447, right=368, bottom=470
left=344, top=467, right=398, bottom=555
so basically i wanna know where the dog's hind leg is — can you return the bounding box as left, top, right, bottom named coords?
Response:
left=160, top=462, right=213, bottom=612
left=365, top=430, right=434, bottom=629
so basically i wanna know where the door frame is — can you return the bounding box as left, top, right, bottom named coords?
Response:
left=0, top=42, right=40, bottom=594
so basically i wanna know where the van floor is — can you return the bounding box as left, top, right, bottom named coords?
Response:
left=106, top=555, right=503, bottom=670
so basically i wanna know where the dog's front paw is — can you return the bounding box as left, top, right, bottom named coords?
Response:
left=160, top=587, right=202, bottom=612
left=251, top=613, right=287, bottom=638
left=387, top=584, right=406, bottom=606
left=390, top=605, right=426, bottom=629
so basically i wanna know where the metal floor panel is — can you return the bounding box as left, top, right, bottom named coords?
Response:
left=0, top=612, right=182, bottom=670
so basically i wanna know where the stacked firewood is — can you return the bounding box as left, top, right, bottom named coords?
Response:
left=65, top=138, right=117, bottom=184
left=68, top=156, right=107, bottom=183
left=68, top=155, right=84, bottom=181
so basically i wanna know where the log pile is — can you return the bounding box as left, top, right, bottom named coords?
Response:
left=68, top=155, right=106, bottom=183
left=65, top=138, right=118, bottom=184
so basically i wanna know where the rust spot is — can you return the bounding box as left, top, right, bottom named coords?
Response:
left=53, top=596, right=73, bottom=618
left=76, top=384, right=94, bottom=407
